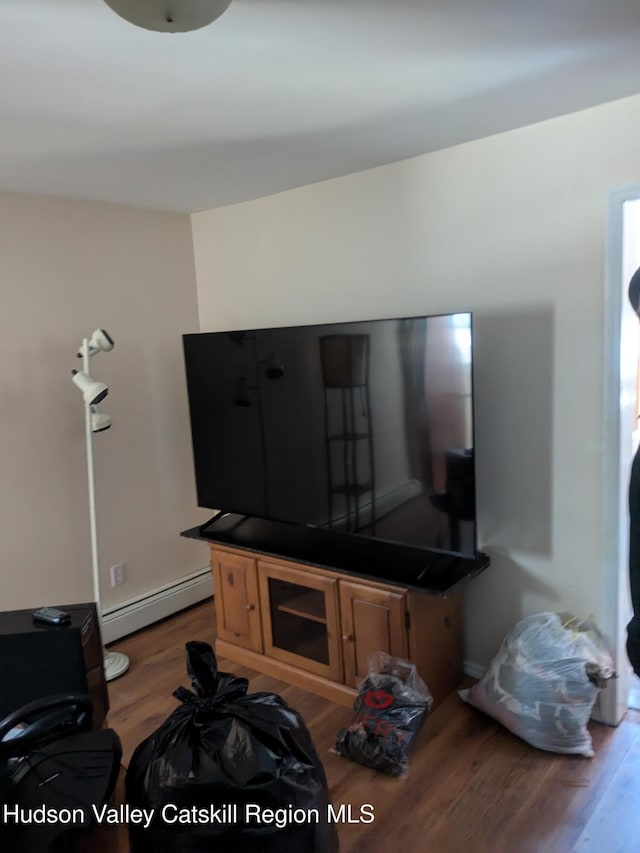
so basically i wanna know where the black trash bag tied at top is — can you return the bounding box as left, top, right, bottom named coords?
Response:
left=125, top=641, right=339, bottom=852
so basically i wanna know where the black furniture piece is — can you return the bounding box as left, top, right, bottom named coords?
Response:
left=0, top=692, right=122, bottom=853
left=0, top=603, right=108, bottom=728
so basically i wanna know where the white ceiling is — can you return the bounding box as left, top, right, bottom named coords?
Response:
left=3, top=0, right=640, bottom=213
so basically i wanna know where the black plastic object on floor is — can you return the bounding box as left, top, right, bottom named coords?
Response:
left=0, top=692, right=122, bottom=853
left=125, top=641, right=339, bottom=853
left=334, top=653, right=433, bottom=777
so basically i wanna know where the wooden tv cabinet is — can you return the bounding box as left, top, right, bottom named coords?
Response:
left=209, top=542, right=464, bottom=709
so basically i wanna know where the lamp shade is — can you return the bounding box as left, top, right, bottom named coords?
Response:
left=91, top=407, right=112, bottom=433
left=103, top=0, right=233, bottom=33
left=71, top=370, right=109, bottom=407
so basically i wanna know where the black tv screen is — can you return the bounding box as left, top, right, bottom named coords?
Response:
left=183, top=313, right=477, bottom=559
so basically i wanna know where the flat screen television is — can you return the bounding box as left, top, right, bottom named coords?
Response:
left=182, top=313, right=481, bottom=587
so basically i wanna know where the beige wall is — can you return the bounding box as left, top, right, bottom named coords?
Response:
left=192, top=94, right=640, bottom=670
left=0, top=192, right=209, bottom=612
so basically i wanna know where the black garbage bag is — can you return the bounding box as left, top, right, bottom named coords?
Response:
left=125, top=641, right=339, bottom=853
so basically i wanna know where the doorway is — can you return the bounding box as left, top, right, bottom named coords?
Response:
left=601, top=188, right=640, bottom=724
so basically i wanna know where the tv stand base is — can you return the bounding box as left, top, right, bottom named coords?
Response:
left=216, top=638, right=358, bottom=708
left=203, top=540, right=465, bottom=709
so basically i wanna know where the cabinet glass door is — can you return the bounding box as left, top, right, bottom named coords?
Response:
left=258, top=561, right=341, bottom=681
left=268, top=577, right=329, bottom=664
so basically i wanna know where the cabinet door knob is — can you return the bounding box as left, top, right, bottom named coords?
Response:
left=246, top=603, right=255, bottom=611
left=342, top=633, right=354, bottom=642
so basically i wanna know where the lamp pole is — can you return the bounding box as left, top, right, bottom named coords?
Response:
left=81, top=338, right=129, bottom=681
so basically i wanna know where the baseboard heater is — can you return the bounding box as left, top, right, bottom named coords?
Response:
left=101, top=566, right=213, bottom=645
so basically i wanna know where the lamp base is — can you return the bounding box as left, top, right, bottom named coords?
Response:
left=104, top=650, right=130, bottom=681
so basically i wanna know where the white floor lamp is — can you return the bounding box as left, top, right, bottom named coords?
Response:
left=71, top=329, right=129, bottom=681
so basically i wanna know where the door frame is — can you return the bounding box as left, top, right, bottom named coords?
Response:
left=600, top=185, right=640, bottom=724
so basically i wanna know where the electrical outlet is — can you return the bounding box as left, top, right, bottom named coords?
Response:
left=110, top=563, right=126, bottom=587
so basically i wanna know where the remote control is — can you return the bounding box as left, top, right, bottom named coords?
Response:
left=32, top=607, right=71, bottom=626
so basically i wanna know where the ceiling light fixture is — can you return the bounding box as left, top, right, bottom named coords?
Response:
left=103, top=0, right=234, bottom=33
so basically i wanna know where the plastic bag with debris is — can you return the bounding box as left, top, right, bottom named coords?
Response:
left=459, top=612, right=616, bottom=757
left=333, top=652, right=433, bottom=777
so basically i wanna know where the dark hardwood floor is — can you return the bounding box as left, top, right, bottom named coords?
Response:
left=107, top=600, right=640, bottom=853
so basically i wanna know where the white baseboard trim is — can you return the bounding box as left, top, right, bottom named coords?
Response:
left=101, top=566, right=213, bottom=645
left=463, top=660, right=486, bottom=680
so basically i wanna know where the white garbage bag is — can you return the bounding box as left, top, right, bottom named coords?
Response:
left=459, top=612, right=615, bottom=757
